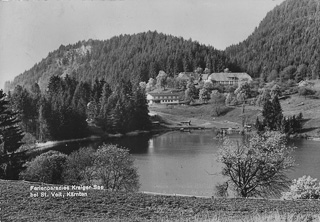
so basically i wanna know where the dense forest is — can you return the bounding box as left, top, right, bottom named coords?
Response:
left=7, top=76, right=150, bottom=142
left=4, top=31, right=237, bottom=92
left=225, top=0, right=320, bottom=81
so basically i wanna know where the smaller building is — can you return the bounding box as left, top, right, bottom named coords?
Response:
left=147, top=92, right=181, bottom=105
left=209, top=72, right=252, bottom=86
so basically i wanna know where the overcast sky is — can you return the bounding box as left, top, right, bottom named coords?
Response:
left=0, top=0, right=285, bottom=89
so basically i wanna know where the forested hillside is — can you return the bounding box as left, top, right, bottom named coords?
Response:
left=5, top=31, right=236, bottom=92
left=225, top=0, right=320, bottom=82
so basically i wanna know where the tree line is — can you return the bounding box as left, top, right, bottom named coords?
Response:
left=8, top=75, right=150, bottom=142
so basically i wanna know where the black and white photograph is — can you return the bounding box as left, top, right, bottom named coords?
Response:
left=1, top=0, right=320, bottom=221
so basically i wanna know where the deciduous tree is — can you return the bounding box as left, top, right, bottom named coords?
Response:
left=217, top=131, right=295, bottom=198
left=88, top=144, right=140, bottom=192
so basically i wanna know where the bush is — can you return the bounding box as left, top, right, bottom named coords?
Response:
left=62, top=147, right=95, bottom=185
left=298, top=87, right=316, bottom=98
left=211, top=105, right=231, bottom=117
left=87, top=144, right=140, bottom=192
left=20, top=150, right=67, bottom=184
left=282, top=175, right=320, bottom=200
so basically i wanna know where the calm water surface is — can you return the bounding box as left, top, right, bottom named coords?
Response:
left=53, top=130, right=320, bottom=197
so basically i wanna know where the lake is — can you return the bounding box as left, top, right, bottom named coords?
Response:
left=52, top=130, right=320, bottom=197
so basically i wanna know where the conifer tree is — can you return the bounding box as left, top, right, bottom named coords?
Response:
left=272, top=96, right=283, bottom=131
left=99, top=82, right=112, bottom=119
left=0, top=90, right=25, bottom=179
left=131, top=86, right=151, bottom=130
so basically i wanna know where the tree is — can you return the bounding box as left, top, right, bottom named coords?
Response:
left=256, top=88, right=271, bottom=107
left=20, top=150, right=67, bottom=184
left=156, top=70, right=168, bottom=90
left=62, top=147, right=96, bottom=185
left=267, top=69, right=279, bottom=82
left=88, top=144, right=140, bottom=192
left=234, top=82, right=251, bottom=103
left=217, top=131, right=295, bottom=198
left=280, top=65, right=296, bottom=81
left=211, top=90, right=227, bottom=116
left=298, top=87, right=315, bottom=99
left=0, top=90, right=25, bottom=179
left=260, top=96, right=283, bottom=131
left=199, top=88, right=211, bottom=104
left=10, top=85, right=35, bottom=133
left=185, top=79, right=198, bottom=103
left=295, top=64, right=308, bottom=83
left=146, top=78, right=156, bottom=92
left=130, top=86, right=151, bottom=130
left=270, top=84, right=281, bottom=98
left=99, top=82, right=112, bottom=119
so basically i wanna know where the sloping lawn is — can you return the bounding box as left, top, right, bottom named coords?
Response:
left=1, top=180, right=320, bottom=221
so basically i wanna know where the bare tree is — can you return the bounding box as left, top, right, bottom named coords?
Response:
left=217, top=131, right=295, bottom=198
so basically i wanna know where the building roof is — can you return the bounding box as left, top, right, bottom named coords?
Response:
left=148, top=92, right=181, bottom=97
left=208, top=73, right=252, bottom=82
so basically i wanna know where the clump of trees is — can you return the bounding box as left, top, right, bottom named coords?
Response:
left=0, top=89, right=25, bottom=179
left=8, top=75, right=151, bottom=142
left=20, top=144, right=140, bottom=192
left=255, top=95, right=303, bottom=135
left=217, top=131, right=296, bottom=198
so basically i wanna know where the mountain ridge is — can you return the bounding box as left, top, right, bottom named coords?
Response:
left=5, top=0, right=320, bottom=92
left=225, top=0, right=320, bottom=81
left=4, top=31, right=235, bottom=92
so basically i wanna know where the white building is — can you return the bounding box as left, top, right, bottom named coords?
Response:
left=208, top=72, right=252, bottom=86
left=147, top=92, right=181, bottom=105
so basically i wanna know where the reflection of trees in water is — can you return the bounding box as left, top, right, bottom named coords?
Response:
left=110, top=135, right=151, bottom=154
left=34, top=133, right=157, bottom=157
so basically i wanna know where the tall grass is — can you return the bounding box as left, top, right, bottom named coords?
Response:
left=159, top=212, right=320, bottom=222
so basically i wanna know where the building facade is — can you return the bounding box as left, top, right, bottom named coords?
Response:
left=147, top=92, right=181, bottom=105
left=208, top=72, right=252, bottom=85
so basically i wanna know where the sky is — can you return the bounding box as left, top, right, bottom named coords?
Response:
left=0, top=0, right=285, bottom=89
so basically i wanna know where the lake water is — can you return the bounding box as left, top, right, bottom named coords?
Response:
left=52, top=130, right=320, bottom=197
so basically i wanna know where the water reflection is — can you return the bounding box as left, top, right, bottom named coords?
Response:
left=48, top=130, right=320, bottom=196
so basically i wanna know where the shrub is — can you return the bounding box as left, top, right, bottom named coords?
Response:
left=87, top=144, right=140, bottom=192
left=62, top=147, right=95, bottom=185
left=20, top=150, right=67, bottom=184
left=282, top=175, right=320, bottom=200
left=298, top=87, right=316, bottom=98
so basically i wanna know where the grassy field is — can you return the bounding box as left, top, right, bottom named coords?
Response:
left=149, top=94, right=320, bottom=136
left=281, top=94, right=320, bottom=136
left=1, top=180, right=320, bottom=222
left=149, top=103, right=260, bottom=130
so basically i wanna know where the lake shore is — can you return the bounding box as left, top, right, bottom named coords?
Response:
left=2, top=179, right=320, bottom=222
